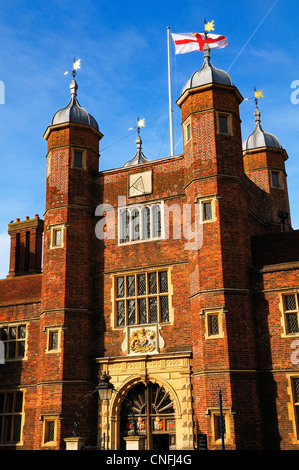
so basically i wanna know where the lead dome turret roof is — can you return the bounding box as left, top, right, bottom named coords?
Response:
left=242, top=106, right=282, bottom=151
left=180, top=42, right=233, bottom=95
left=50, top=79, right=99, bottom=131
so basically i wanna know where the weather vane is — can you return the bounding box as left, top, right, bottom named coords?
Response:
left=129, top=117, right=145, bottom=134
left=64, top=58, right=81, bottom=78
left=244, top=87, right=263, bottom=105
left=191, top=19, right=215, bottom=41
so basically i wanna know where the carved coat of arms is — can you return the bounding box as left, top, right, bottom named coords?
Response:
left=129, top=327, right=156, bottom=354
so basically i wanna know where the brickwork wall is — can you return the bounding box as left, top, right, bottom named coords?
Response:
left=0, top=77, right=297, bottom=450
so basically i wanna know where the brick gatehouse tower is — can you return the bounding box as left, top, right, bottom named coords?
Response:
left=0, top=43, right=299, bottom=450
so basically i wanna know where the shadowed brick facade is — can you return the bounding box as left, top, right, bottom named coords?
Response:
left=0, top=50, right=298, bottom=451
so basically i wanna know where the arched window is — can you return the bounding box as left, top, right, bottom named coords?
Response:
left=119, top=202, right=163, bottom=244
left=121, top=210, right=130, bottom=243
left=120, top=382, right=175, bottom=450
left=142, top=206, right=151, bottom=239
left=131, top=209, right=140, bottom=241
left=152, top=204, right=161, bottom=239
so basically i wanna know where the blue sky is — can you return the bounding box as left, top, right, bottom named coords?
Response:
left=0, top=0, right=298, bottom=278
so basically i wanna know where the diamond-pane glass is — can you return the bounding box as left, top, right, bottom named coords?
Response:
left=294, top=378, right=299, bottom=402
left=117, top=301, right=125, bottom=326
left=159, top=271, right=168, bottom=293
left=132, top=209, right=140, bottom=241
left=47, top=421, right=55, bottom=442
left=285, top=294, right=297, bottom=311
left=128, top=300, right=136, bottom=325
left=127, top=276, right=135, bottom=297
left=216, top=415, right=226, bottom=439
left=55, top=229, right=62, bottom=246
left=142, top=207, right=151, bottom=239
left=117, top=277, right=125, bottom=298
left=160, top=296, right=169, bottom=322
left=138, top=274, right=146, bottom=296
left=121, top=210, right=130, bottom=242
left=138, top=298, right=147, bottom=324
left=209, top=315, right=219, bottom=335
left=149, top=298, right=157, bottom=323
left=149, top=273, right=157, bottom=294
left=204, top=202, right=212, bottom=221
left=152, top=205, right=161, bottom=238
left=287, top=313, right=299, bottom=333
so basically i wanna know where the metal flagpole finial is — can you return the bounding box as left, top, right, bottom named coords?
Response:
left=64, top=57, right=81, bottom=78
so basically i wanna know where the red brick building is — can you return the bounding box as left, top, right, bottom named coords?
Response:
left=1, top=45, right=299, bottom=451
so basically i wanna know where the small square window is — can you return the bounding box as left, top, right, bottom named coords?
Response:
left=203, top=309, right=224, bottom=339
left=51, top=225, right=65, bottom=249
left=203, top=202, right=212, bottom=221
left=186, top=123, right=191, bottom=141
left=208, top=314, right=219, bottom=336
left=219, top=115, right=228, bottom=134
left=48, top=330, right=59, bottom=351
left=272, top=171, right=280, bottom=188
left=199, top=197, right=215, bottom=223
left=43, top=418, right=57, bottom=446
left=54, top=229, right=62, bottom=246
left=212, top=412, right=229, bottom=443
left=74, top=151, right=83, bottom=168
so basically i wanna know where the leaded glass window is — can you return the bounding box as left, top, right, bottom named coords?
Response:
left=283, top=293, right=299, bottom=334
left=293, top=378, right=299, bottom=438
left=0, top=324, right=26, bottom=360
left=119, top=203, right=163, bottom=244
left=0, top=392, right=23, bottom=443
left=115, top=270, right=170, bottom=326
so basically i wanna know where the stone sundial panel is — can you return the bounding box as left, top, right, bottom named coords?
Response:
left=128, top=170, right=152, bottom=197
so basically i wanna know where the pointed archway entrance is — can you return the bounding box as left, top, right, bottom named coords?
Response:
left=120, top=382, right=176, bottom=450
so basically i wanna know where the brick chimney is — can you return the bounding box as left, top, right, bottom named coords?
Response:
left=7, top=214, right=44, bottom=277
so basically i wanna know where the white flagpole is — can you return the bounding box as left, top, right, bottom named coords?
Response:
left=167, top=27, right=174, bottom=156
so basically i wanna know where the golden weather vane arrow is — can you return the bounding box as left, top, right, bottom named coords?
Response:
left=244, top=87, right=264, bottom=104
left=128, top=117, right=145, bottom=133
left=64, top=58, right=81, bottom=78
left=191, top=19, right=215, bottom=39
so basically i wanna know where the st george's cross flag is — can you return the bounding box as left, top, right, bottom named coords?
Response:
left=171, top=32, right=229, bottom=55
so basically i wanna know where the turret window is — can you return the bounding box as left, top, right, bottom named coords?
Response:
left=74, top=151, right=83, bottom=168
left=183, top=117, right=192, bottom=143
left=203, top=201, right=212, bottom=221
left=71, top=148, right=86, bottom=169
left=50, top=224, right=65, bottom=249
left=54, top=229, right=62, bottom=246
left=271, top=170, right=282, bottom=189
left=197, top=196, right=217, bottom=223
left=216, top=112, right=232, bottom=136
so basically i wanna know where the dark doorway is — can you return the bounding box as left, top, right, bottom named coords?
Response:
left=120, top=382, right=175, bottom=450
left=152, top=434, right=170, bottom=450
